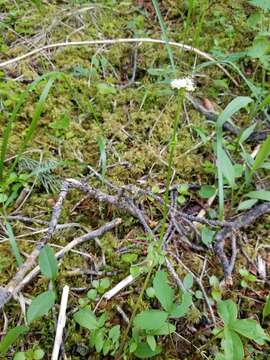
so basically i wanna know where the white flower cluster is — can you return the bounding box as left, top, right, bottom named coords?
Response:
left=170, top=77, right=195, bottom=92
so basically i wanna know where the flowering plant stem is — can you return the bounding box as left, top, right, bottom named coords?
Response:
left=159, top=89, right=184, bottom=247
left=116, top=90, right=184, bottom=359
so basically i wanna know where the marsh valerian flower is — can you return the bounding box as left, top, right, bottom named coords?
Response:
left=170, top=77, right=195, bottom=92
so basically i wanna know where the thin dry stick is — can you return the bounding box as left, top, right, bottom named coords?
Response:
left=52, top=285, right=69, bottom=360
left=170, top=253, right=216, bottom=324
left=214, top=202, right=270, bottom=279
left=0, top=38, right=238, bottom=85
left=0, top=218, right=122, bottom=309
left=0, top=181, right=70, bottom=307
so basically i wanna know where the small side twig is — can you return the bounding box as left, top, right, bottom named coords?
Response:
left=0, top=218, right=122, bottom=309
left=214, top=202, right=270, bottom=279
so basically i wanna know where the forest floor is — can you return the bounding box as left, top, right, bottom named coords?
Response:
left=0, top=1, right=270, bottom=359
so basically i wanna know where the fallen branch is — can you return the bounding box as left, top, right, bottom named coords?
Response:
left=0, top=218, right=122, bottom=309
left=0, top=37, right=238, bottom=86
left=214, top=202, right=270, bottom=280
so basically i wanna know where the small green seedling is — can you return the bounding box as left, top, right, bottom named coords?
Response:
left=214, top=299, right=270, bottom=360
left=239, top=268, right=257, bottom=288
left=74, top=308, right=120, bottom=356
left=129, top=270, right=192, bottom=358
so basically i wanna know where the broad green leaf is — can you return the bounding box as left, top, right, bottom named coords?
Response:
left=38, top=245, right=58, bottom=281
left=170, top=292, right=192, bottom=318
left=97, top=313, right=107, bottom=327
left=94, top=328, right=104, bottom=352
left=33, top=348, right=45, bottom=359
left=74, top=308, right=98, bottom=330
left=0, top=326, right=28, bottom=355
left=251, top=135, right=270, bottom=174
left=146, top=287, right=155, bottom=298
left=217, top=145, right=235, bottom=188
left=153, top=271, right=174, bottom=312
left=183, top=273, right=193, bottom=290
left=87, top=289, right=97, bottom=300
left=109, top=325, right=120, bottom=344
left=198, top=185, right=216, bottom=199
left=96, top=83, right=117, bottom=95
left=217, top=97, right=252, bottom=128
left=215, top=353, right=226, bottom=360
left=237, top=199, right=258, bottom=211
left=231, top=319, right=270, bottom=345
left=222, top=328, right=244, bottom=360
left=263, top=295, right=270, bottom=321
left=249, top=0, right=270, bottom=11
left=0, top=194, right=8, bottom=203
left=133, top=310, right=168, bottom=331
left=153, top=322, right=175, bottom=335
left=248, top=36, right=270, bottom=59
left=27, top=291, right=55, bottom=324
left=201, top=227, right=215, bottom=246
left=146, top=335, right=156, bottom=351
left=14, top=352, right=26, bottom=360
left=246, top=190, right=270, bottom=201
left=133, top=342, right=161, bottom=359
left=217, top=300, right=237, bottom=325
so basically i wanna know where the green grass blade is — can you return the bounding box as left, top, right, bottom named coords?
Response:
left=0, top=92, right=28, bottom=181
left=5, top=222, right=23, bottom=267
left=0, top=72, right=63, bottom=182
left=216, top=96, right=253, bottom=219
left=97, top=136, right=107, bottom=181
left=251, top=134, right=270, bottom=174
left=10, top=78, right=54, bottom=173
left=217, top=97, right=252, bottom=128
left=151, top=0, right=175, bottom=73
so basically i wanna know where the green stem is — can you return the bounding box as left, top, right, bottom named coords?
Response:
left=115, top=266, right=154, bottom=359
left=159, top=89, right=184, bottom=246
left=115, top=90, right=184, bottom=358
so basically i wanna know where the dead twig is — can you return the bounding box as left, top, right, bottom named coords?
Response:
left=0, top=218, right=122, bottom=309
left=52, top=285, right=69, bottom=360
left=214, top=202, right=270, bottom=280
left=0, top=38, right=238, bottom=86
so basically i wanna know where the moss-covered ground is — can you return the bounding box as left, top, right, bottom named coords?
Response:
left=0, top=1, right=270, bottom=359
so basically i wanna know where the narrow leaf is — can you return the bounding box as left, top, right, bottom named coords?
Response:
left=217, top=97, right=252, bottom=128
left=0, top=326, right=28, bottom=355
left=153, top=271, right=174, bottom=312
left=5, top=222, right=23, bottom=266
left=246, top=190, right=270, bottom=201
left=217, top=145, right=235, bottom=188
left=263, top=295, right=270, bottom=321
left=237, top=199, right=258, bottom=211
left=251, top=135, right=270, bottom=174
left=38, top=245, right=58, bottom=281
left=239, top=122, right=257, bottom=144
left=10, top=78, right=54, bottom=174
left=217, top=299, right=238, bottom=325
left=27, top=290, right=55, bottom=324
